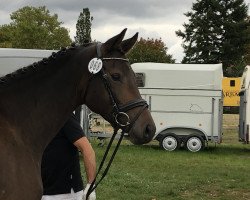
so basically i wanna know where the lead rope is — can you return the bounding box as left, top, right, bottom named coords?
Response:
left=86, top=128, right=124, bottom=198
left=86, top=104, right=148, bottom=199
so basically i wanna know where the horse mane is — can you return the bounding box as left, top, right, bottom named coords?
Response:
left=0, top=43, right=92, bottom=87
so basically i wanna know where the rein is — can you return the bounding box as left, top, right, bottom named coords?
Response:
left=86, top=43, right=148, bottom=198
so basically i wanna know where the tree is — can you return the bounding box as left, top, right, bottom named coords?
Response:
left=245, top=41, right=250, bottom=65
left=245, top=16, right=250, bottom=65
left=75, top=8, right=93, bottom=44
left=0, top=6, right=72, bottom=49
left=127, top=37, right=175, bottom=64
left=0, top=25, right=13, bottom=48
left=176, top=0, right=249, bottom=76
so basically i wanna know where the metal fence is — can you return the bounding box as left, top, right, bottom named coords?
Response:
left=76, top=105, right=114, bottom=139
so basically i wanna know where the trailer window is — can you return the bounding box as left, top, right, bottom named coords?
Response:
left=230, top=80, right=235, bottom=87
left=135, top=73, right=145, bottom=87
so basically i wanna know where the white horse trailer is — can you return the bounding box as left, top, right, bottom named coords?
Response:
left=132, top=63, right=223, bottom=152
left=239, top=65, right=250, bottom=144
left=0, top=48, right=54, bottom=76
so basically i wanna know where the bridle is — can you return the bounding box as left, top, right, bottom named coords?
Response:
left=86, top=43, right=148, bottom=198
left=97, top=43, right=148, bottom=129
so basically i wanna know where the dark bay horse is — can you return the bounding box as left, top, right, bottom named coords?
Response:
left=0, top=29, right=156, bottom=200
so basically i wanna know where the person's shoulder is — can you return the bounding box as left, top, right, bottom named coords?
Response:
left=63, top=113, right=82, bottom=130
left=70, top=113, right=78, bottom=120
left=66, top=113, right=78, bottom=125
left=62, top=113, right=85, bottom=141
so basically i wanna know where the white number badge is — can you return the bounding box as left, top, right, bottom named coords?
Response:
left=88, top=58, right=103, bottom=74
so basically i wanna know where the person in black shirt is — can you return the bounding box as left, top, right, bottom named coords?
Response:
left=41, top=114, right=96, bottom=200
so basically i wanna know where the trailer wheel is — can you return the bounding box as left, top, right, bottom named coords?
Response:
left=184, top=134, right=205, bottom=152
left=160, top=133, right=180, bottom=151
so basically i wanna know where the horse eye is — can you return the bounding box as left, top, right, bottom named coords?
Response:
left=111, top=73, right=121, bottom=81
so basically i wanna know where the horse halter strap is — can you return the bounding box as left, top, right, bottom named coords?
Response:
left=86, top=43, right=148, bottom=198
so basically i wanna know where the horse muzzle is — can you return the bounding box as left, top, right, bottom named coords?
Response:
left=127, top=116, right=156, bottom=145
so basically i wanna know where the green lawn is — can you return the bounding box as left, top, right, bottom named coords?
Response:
left=80, top=115, right=250, bottom=200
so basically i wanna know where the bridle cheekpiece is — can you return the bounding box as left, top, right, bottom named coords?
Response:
left=93, top=43, right=148, bottom=130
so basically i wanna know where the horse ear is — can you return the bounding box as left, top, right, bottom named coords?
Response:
left=103, top=28, right=127, bottom=52
left=121, top=32, right=138, bottom=54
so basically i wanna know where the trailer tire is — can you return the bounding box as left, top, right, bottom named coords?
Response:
left=184, top=134, right=205, bottom=152
left=160, top=133, right=180, bottom=151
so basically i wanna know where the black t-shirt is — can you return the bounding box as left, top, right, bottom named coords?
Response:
left=41, top=114, right=85, bottom=195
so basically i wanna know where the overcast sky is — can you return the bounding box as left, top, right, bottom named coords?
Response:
left=1, top=0, right=250, bottom=62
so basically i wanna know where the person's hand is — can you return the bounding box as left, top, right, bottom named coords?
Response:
left=83, top=183, right=96, bottom=200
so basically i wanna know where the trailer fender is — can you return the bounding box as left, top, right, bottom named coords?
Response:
left=154, top=126, right=208, bottom=142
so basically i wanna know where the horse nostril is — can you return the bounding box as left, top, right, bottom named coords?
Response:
left=144, top=124, right=154, bottom=139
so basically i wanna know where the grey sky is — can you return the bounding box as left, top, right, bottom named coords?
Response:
left=1, top=0, right=250, bottom=62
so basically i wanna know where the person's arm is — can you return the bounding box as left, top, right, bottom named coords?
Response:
left=74, top=137, right=96, bottom=184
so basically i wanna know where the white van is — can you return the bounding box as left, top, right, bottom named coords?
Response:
left=239, top=65, right=250, bottom=144
left=0, top=48, right=55, bottom=76
left=132, top=63, right=224, bottom=152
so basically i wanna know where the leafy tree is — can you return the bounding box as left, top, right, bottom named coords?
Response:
left=75, top=8, right=93, bottom=44
left=245, top=42, right=250, bottom=65
left=0, top=6, right=72, bottom=49
left=0, top=25, right=13, bottom=48
left=127, top=37, right=175, bottom=64
left=176, top=0, right=249, bottom=76
left=245, top=16, right=250, bottom=65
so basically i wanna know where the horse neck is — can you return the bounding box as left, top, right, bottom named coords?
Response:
left=0, top=46, right=94, bottom=156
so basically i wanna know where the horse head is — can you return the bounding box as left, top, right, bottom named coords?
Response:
left=84, top=29, right=156, bottom=144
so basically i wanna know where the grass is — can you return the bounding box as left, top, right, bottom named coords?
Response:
left=80, top=114, right=250, bottom=200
